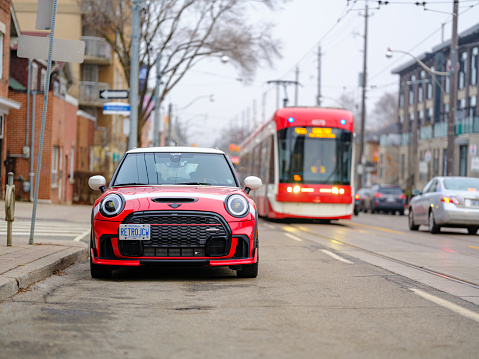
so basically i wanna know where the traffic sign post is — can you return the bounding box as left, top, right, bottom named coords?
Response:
left=99, top=89, right=129, bottom=100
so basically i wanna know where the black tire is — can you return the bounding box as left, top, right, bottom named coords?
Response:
left=399, top=210, right=404, bottom=216
left=408, top=209, right=419, bottom=230
left=237, top=250, right=259, bottom=278
left=354, top=208, right=359, bottom=216
left=428, top=210, right=440, bottom=234
left=467, top=226, right=478, bottom=235
left=90, top=255, right=112, bottom=278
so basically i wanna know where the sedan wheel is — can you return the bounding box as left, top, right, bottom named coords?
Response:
left=408, top=209, right=419, bottom=231
left=467, top=226, right=478, bottom=235
left=428, top=210, right=440, bottom=234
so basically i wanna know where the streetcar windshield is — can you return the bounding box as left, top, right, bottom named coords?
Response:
left=278, top=127, right=352, bottom=185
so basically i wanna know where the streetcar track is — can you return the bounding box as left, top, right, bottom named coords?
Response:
left=281, top=222, right=479, bottom=291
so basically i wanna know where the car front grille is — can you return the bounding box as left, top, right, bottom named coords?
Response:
left=120, top=211, right=231, bottom=257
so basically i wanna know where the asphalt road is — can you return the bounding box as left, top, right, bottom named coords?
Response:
left=1, top=214, right=479, bottom=358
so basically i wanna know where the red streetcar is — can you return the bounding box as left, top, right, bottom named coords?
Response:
left=239, top=107, right=355, bottom=220
left=88, top=147, right=262, bottom=278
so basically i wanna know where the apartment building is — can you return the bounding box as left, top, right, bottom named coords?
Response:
left=381, top=23, right=479, bottom=191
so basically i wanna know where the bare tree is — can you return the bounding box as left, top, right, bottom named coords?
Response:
left=81, top=0, right=286, bottom=145
left=369, top=92, right=398, bottom=132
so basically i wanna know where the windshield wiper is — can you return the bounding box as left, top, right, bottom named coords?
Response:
left=177, top=182, right=211, bottom=186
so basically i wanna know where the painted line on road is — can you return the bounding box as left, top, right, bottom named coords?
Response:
left=321, top=249, right=354, bottom=264
left=410, top=288, right=479, bottom=323
left=73, top=229, right=91, bottom=242
left=469, top=246, right=479, bottom=250
left=347, top=222, right=404, bottom=235
left=264, top=223, right=276, bottom=230
left=285, top=233, right=303, bottom=242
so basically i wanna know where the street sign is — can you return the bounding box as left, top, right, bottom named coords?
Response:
left=103, top=102, right=131, bottom=115
left=99, top=89, right=129, bottom=100
left=17, top=35, right=85, bottom=63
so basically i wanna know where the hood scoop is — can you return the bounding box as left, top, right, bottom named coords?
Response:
left=151, top=197, right=198, bottom=204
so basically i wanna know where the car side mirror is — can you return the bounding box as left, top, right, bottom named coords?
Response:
left=244, top=176, right=262, bottom=194
left=89, top=175, right=107, bottom=193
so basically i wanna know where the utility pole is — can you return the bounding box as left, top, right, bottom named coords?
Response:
left=267, top=80, right=300, bottom=108
left=128, top=0, right=140, bottom=150
left=317, top=45, right=322, bottom=106
left=153, top=55, right=161, bottom=147
left=447, top=1, right=459, bottom=176
left=358, top=1, right=369, bottom=189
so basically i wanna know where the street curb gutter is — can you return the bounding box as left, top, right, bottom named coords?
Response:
left=0, top=246, right=89, bottom=302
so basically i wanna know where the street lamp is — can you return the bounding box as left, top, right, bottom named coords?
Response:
left=386, top=47, right=454, bottom=188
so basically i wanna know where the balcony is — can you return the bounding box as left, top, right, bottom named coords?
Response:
left=456, top=116, right=479, bottom=135
left=420, top=125, right=432, bottom=140
left=82, top=36, right=112, bottom=65
left=79, top=81, right=109, bottom=107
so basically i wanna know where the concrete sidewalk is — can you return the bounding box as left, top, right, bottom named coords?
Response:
left=0, top=200, right=92, bottom=301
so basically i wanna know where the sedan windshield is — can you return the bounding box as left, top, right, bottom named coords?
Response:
left=112, top=152, right=238, bottom=187
left=443, top=178, right=479, bottom=191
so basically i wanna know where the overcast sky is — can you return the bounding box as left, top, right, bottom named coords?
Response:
left=166, top=0, right=479, bottom=147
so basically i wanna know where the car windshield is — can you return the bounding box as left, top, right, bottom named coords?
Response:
left=443, top=178, right=479, bottom=191
left=378, top=187, right=403, bottom=195
left=112, top=152, right=238, bottom=187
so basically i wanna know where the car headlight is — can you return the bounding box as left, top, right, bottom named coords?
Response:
left=225, top=194, right=250, bottom=218
left=100, top=193, right=124, bottom=217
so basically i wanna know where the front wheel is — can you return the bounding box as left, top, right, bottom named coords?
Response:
left=408, top=209, right=419, bottom=230
left=90, top=255, right=112, bottom=278
left=237, top=250, right=259, bottom=278
left=428, top=210, right=440, bottom=234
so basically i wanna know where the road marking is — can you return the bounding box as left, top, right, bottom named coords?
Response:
left=410, top=288, right=479, bottom=323
left=264, top=223, right=276, bottom=230
left=346, top=222, right=404, bottom=234
left=321, top=249, right=353, bottom=264
left=285, top=233, right=303, bottom=242
left=73, top=229, right=91, bottom=242
left=469, top=246, right=479, bottom=250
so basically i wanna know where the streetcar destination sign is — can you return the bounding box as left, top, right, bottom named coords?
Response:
left=99, top=89, right=129, bottom=100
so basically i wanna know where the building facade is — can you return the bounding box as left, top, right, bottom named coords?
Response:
left=381, top=23, right=479, bottom=191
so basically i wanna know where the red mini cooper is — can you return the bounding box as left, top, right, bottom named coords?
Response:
left=88, top=147, right=262, bottom=278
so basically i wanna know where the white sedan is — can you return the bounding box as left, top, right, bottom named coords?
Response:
left=408, top=176, right=479, bottom=234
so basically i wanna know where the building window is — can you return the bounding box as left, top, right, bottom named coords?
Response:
left=400, top=93, right=404, bottom=108
left=443, top=103, right=449, bottom=122
left=40, top=69, right=47, bottom=91
left=52, top=146, right=59, bottom=187
left=445, top=74, right=450, bottom=94
left=409, top=75, right=415, bottom=105
left=469, top=96, right=477, bottom=119
left=427, top=76, right=433, bottom=99
left=459, top=145, right=468, bottom=176
left=418, top=85, right=423, bottom=102
left=0, top=115, right=4, bottom=138
left=459, top=52, right=467, bottom=90
left=471, top=47, right=478, bottom=86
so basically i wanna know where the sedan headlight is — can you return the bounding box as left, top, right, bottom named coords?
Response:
left=100, top=193, right=124, bottom=217
left=225, top=194, right=249, bottom=218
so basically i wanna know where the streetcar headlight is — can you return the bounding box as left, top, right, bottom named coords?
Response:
left=225, top=194, right=249, bottom=218
left=100, top=193, right=124, bottom=217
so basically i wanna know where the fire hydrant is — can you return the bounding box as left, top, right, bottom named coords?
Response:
left=5, top=172, right=15, bottom=246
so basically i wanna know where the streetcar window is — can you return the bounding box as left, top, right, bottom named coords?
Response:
left=278, top=127, right=352, bottom=185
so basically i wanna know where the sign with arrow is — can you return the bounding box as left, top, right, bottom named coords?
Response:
left=99, top=89, right=129, bottom=100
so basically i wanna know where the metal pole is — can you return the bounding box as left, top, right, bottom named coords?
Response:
left=26, top=60, right=31, bottom=147
left=128, top=0, right=140, bottom=150
left=294, top=66, right=299, bottom=106
left=29, top=0, right=58, bottom=245
left=153, top=55, right=161, bottom=147
left=447, top=1, right=459, bottom=176
left=358, top=1, right=368, bottom=189
left=29, top=92, right=36, bottom=202
left=167, top=103, right=172, bottom=146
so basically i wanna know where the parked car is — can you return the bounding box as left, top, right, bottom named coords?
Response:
left=354, top=188, right=371, bottom=215
left=88, top=146, right=262, bottom=278
left=408, top=176, right=479, bottom=234
left=369, top=184, right=406, bottom=215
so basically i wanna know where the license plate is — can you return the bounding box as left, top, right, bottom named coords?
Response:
left=119, top=224, right=150, bottom=240
left=387, top=197, right=395, bottom=202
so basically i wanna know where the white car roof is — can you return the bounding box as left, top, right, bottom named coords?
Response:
left=126, top=146, right=225, bottom=155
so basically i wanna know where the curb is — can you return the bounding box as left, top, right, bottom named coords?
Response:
left=0, top=245, right=89, bottom=302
